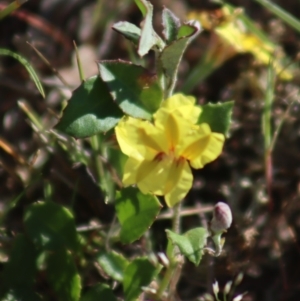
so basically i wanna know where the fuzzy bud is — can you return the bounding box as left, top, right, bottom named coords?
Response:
left=212, top=280, right=219, bottom=297
left=210, top=202, right=232, bottom=233
left=233, top=293, right=246, bottom=301
left=157, top=252, right=169, bottom=268
left=203, top=293, right=214, bottom=301
left=234, top=272, right=244, bottom=286
left=224, top=280, right=233, bottom=295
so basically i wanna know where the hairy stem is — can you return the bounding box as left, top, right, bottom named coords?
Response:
left=156, top=203, right=182, bottom=300
left=172, top=202, right=182, bottom=234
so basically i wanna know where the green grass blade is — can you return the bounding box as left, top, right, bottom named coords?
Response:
left=0, top=0, right=27, bottom=20
left=73, top=40, right=85, bottom=82
left=255, top=0, right=300, bottom=33
left=270, top=92, right=299, bottom=152
left=181, top=58, right=215, bottom=93
left=263, top=61, right=275, bottom=151
left=0, top=48, right=45, bottom=98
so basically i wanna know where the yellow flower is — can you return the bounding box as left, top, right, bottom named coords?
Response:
left=188, top=5, right=292, bottom=80
left=115, top=94, right=225, bottom=207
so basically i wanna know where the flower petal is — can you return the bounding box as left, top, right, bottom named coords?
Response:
left=155, top=108, right=200, bottom=154
left=157, top=93, right=201, bottom=124
left=180, top=123, right=224, bottom=168
left=122, top=157, right=169, bottom=195
left=176, top=123, right=209, bottom=157
left=115, top=116, right=167, bottom=161
left=164, top=159, right=193, bottom=207
left=154, top=110, right=180, bottom=151
left=136, top=156, right=173, bottom=195
left=123, top=155, right=193, bottom=207
left=122, top=157, right=141, bottom=186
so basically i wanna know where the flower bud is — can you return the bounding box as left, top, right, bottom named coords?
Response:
left=212, top=280, right=219, bottom=297
left=233, top=293, right=246, bottom=301
left=234, top=272, right=244, bottom=286
left=224, top=280, right=233, bottom=295
left=203, top=293, right=214, bottom=301
left=210, top=202, right=232, bottom=233
left=157, top=252, right=169, bottom=268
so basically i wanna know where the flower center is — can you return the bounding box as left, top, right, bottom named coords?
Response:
left=154, top=149, right=184, bottom=167
left=154, top=152, right=166, bottom=162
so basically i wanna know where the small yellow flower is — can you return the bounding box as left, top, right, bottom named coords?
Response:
left=188, top=5, right=292, bottom=80
left=115, top=94, right=224, bottom=207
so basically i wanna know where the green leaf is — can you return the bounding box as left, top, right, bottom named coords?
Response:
left=97, top=251, right=129, bottom=282
left=56, top=75, right=123, bottom=138
left=123, top=257, right=159, bottom=301
left=115, top=187, right=162, bottom=244
left=112, top=22, right=141, bottom=46
left=166, top=227, right=209, bottom=265
left=162, top=8, right=181, bottom=44
left=177, top=22, right=200, bottom=39
left=159, top=21, right=201, bottom=93
left=254, top=0, right=300, bottom=34
left=134, top=0, right=165, bottom=56
left=197, top=101, right=234, bottom=137
left=98, top=60, right=163, bottom=120
left=24, top=201, right=79, bottom=251
left=0, top=235, right=37, bottom=295
left=0, top=48, right=45, bottom=98
left=135, top=0, right=147, bottom=16
left=46, top=248, right=81, bottom=301
left=80, top=284, right=117, bottom=301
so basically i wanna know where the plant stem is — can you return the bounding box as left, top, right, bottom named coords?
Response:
left=157, top=205, right=213, bottom=220
left=263, top=62, right=275, bottom=212
left=0, top=0, right=27, bottom=20
left=18, top=100, right=44, bottom=131
left=156, top=261, right=175, bottom=300
left=73, top=40, right=85, bottom=82
left=172, top=202, right=182, bottom=234
left=156, top=203, right=182, bottom=300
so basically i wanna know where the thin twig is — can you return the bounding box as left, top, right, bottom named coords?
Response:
left=157, top=205, right=214, bottom=220
left=26, top=42, right=71, bottom=89
left=0, top=4, right=72, bottom=50
left=76, top=224, right=106, bottom=232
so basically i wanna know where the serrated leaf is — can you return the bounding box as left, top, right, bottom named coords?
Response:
left=56, top=75, right=123, bottom=138
left=98, top=60, right=163, bottom=120
left=166, top=227, right=209, bottom=265
left=198, top=101, right=234, bottom=137
left=0, top=48, right=45, bottom=98
left=112, top=21, right=141, bottom=46
left=134, top=0, right=165, bottom=56
left=0, top=235, right=37, bottom=295
left=80, top=284, right=117, bottom=301
left=162, top=8, right=181, bottom=44
left=97, top=251, right=129, bottom=282
left=115, top=187, right=162, bottom=244
left=24, top=201, right=79, bottom=251
left=46, top=248, right=81, bottom=301
left=123, top=257, right=159, bottom=301
left=159, top=22, right=201, bottom=92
